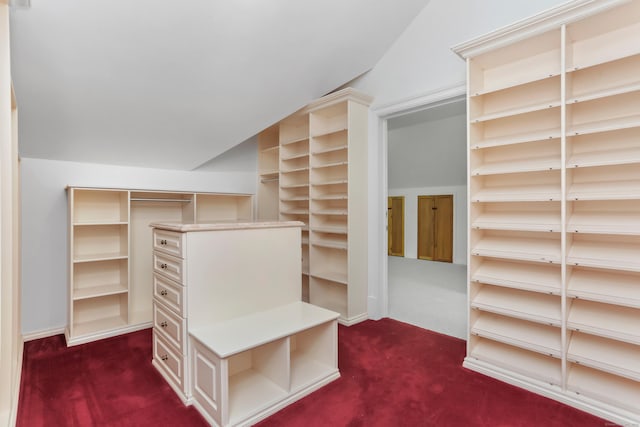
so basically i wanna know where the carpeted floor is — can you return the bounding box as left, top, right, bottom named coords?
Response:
left=18, top=320, right=611, bottom=426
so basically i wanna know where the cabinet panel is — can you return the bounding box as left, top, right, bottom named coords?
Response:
left=153, top=229, right=185, bottom=258
left=153, top=273, right=186, bottom=316
left=153, top=331, right=186, bottom=391
left=154, top=301, right=186, bottom=353
left=153, top=252, right=185, bottom=284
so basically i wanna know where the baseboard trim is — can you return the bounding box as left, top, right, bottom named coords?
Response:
left=65, top=322, right=152, bottom=347
left=463, top=357, right=640, bottom=426
left=338, top=312, right=369, bottom=326
left=22, top=327, right=66, bottom=342
left=9, top=338, right=24, bottom=426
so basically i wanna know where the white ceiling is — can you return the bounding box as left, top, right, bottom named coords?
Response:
left=10, top=0, right=430, bottom=170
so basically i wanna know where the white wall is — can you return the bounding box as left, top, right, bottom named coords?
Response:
left=20, top=157, right=256, bottom=335
left=389, top=186, right=467, bottom=264
left=350, top=0, right=567, bottom=107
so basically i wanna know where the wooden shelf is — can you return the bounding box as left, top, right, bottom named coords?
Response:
left=281, top=152, right=308, bottom=161
left=312, top=193, right=348, bottom=201
left=311, top=239, right=347, bottom=251
left=280, top=196, right=309, bottom=202
left=74, top=252, right=128, bottom=263
left=73, top=314, right=127, bottom=338
left=280, top=183, right=309, bottom=189
left=312, top=209, right=347, bottom=216
left=567, top=267, right=640, bottom=308
left=472, top=211, right=560, bottom=232
left=310, top=271, right=347, bottom=285
left=567, top=146, right=640, bottom=169
left=228, top=369, right=287, bottom=425
left=73, top=283, right=128, bottom=300
left=472, top=100, right=561, bottom=123
left=472, top=183, right=560, bottom=202
left=567, top=237, right=640, bottom=271
left=472, top=156, right=560, bottom=176
left=567, top=114, right=640, bottom=137
left=469, top=338, right=561, bottom=385
left=567, top=82, right=640, bottom=105
left=471, top=234, right=560, bottom=264
left=312, top=145, right=348, bottom=155
left=472, top=285, right=560, bottom=326
left=568, top=180, right=640, bottom=201
left=312, top=225, right=348, bottom=235
left=280, top=136, right=309, bottom=146
left=567, top=211, right=640, bottom=234
left=472, top=128, right=561, bottom=151
left=472, top=259, right=561, bottom=295
left=568, top=332, right=640, bottom=382
left=471, top=311, right=561, bottom=357
left=312, top=161, right=348, bottom=169
left=567, top=299, right=640, bottom=345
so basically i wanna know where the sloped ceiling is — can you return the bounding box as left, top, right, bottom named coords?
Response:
left=10, top=0, right=430, bottom=170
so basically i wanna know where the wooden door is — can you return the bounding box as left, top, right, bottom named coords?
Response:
left=387, top=196, right=404, bottom=256
left=417, top=195, right=453, bottom=262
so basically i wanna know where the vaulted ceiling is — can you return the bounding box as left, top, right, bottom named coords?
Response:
left=10, top=0, right=430, bottom=170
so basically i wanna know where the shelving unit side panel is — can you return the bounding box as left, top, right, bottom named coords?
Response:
left=346, top=101, right=369, bottom=319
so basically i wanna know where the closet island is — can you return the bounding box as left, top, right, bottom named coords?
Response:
left=150, top=221, right=340, bottom=427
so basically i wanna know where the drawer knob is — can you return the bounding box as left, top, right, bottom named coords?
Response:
left=160, top=239, right=167, bottom=245
left=161, top=354, right=168, bottom=361
left=160, top=263, right=168, bottom=269
left=160, top=290, right=168, bottom=296
left=160, top=321, right=168, bottom=328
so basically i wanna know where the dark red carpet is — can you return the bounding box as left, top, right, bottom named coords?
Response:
left=18, top=319, right=611, bottom=426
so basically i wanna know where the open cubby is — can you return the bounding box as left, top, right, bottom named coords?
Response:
left=469, top=337, right=561, bottom=385
left=567, top=299, right=640, bottom=345
left=567, top=163, right=640, bottom=200
left=471, top=201, right=560, bottom=232
left=470, top=138, right=560, bottom=176
left=567, top=331, right=640, bottom=382
left=567, top=90, right=640, bottom=136
left=470, top=284, right=561, bottom=326
left=471, top=258, right=561, bottom=295
left=73, top=259, right=128, bottom=300
left=470, top=229, right=561, bottom=264
left=567, top=199, right=640, bottom=234
left=565, top=1, right=640, bottom=71
left=72, top=293, right=128, bottom=337
left=72, top=189, right=128, bottom=224
left=567, top=364, right=640, bottom=414
left=73, top=224, right=128, bottom=261
left=567, top=126, right=640, bottom=168
left=195, top=194, right=253, bottom=223
left=567, top=233, right=640, bottom=271
left=470, top=107, right=561, bottom=149
left=567, top=266, right=640, bottom=308
left=290, top=322, right=336, bottom=392
left=468, top=29, right=560, bottom=96
left=470, top=311, right=561, bottom=357
left=311, top=130, right=348, bottom=154
left=279, top=114, right=309, bottom=145
left=309, top=102, right=347, bottom=137
left=567, top=53, right=640, bottom=103
left=471, top=170, right=560, bottom=202
left=470, top=75, right=560, bottom=123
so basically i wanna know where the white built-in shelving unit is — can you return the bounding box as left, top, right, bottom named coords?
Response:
left=66, top=187, right=253, bottom=346
left=453, top=0, right=640, bottom=424
left=256, top=88, right=372, bottom=324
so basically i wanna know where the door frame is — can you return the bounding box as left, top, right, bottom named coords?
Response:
left=368, top=84, right=466, bottom=320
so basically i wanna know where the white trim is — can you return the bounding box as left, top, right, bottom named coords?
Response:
left=451, top=0, right=630, bottom=59
left=369, top=84, right=467, bottom=323
left=22, top=327, right=66, bottom=342
left=7, top=338, right=23, bottom=427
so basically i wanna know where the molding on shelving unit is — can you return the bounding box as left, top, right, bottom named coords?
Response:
left=451, top=0, right=630, bottom=59
left=306, top=87, right=374, bottom=112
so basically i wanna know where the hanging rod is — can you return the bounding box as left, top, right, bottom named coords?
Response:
left=130, top=198, right=192, bottom=203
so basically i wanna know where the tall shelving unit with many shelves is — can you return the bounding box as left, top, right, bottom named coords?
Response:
left=453, top=1, right=640, bottom=424
left=255, top=88, right=372, bottom=323
left=66, top=187, right=253, bottom=346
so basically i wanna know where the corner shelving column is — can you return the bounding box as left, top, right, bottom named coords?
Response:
left=279, top=112, right=311, bottom=301
left=454, top=1, right=640, bottom=424
left=563, top=2, right=640, bottom=415
left=67, top=188, right=130, bottom=344
left=308, top=90, right=372, bottom=325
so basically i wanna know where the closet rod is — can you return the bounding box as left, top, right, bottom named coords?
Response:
left=130, top=198, right=192, bottom=203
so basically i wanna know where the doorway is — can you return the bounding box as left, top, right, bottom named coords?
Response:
left=417, top=195, right=453, bottom=262
left=388, top=196, right=404, bottom=257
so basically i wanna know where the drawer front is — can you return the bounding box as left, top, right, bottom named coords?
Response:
left=153, top=252, right=185, bottom=284
left=154, top=302, right=186, bottom=354
left=153, top=331, right=186, bottom=391
left=153, top=229, right=185, bottom=258
left=153, top=273, right=186, bottom=316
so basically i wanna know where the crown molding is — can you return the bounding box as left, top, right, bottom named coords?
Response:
left=451, top=0, right=630, bottom=59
